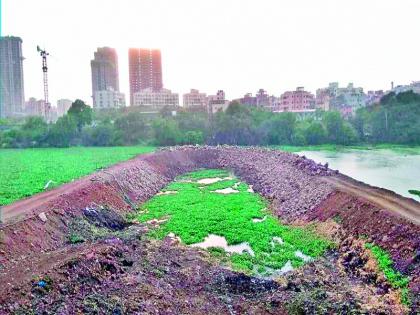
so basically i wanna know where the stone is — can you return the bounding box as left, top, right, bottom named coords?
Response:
left=38, top=212, right=48, bottom=223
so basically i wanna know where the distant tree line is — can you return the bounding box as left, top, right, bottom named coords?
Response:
left=0, top=91, right=419, bottom=148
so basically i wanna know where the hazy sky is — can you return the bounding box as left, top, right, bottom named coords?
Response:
left=2, top=0, right=420, bottom=105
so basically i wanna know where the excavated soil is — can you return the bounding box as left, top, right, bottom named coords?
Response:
left=0, top=146, right=419, bottom=314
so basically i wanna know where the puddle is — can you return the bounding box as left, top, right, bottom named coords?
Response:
left=261, top=261, right=294, bottom=278
left=295, top=250, right=312, bottom=262
left=252, top=216, right=267, bottom=223
left=167, top=232, right=182, bottom=242
left=157, top=191, right=178, bottom=195
left=213, top=188, right=239, bottom=194
left=197, top=176, right=233, bottom=185
left=279, top=261, right=294, bottom=273
left=271, top=237, right=284, bottom=246
left=190, top=234, right=255, bottom=256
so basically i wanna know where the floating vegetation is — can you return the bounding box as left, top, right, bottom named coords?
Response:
left=136, top=169, right=333, bottom=276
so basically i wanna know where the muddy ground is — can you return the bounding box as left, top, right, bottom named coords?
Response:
left=0, top=146, right=419, bottom=314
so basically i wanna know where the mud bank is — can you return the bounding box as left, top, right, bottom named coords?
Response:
left=0, top=146, right=419, bottom=313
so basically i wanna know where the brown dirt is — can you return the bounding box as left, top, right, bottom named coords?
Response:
left=0, top=146, right=419, bottom=314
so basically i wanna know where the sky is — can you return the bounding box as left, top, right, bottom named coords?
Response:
left=2, top=0, right=420, bottom=106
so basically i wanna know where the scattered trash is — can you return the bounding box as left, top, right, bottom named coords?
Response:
left=38, top=212, right=48, bottom=223
left=212, top=188, right=239, bottom=194
left=252, top=216, right=267, bottom=223
left=44, top=180, right=54, bottom=190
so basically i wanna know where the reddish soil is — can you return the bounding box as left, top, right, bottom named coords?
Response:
left=0, top=146, right=419, bottom=314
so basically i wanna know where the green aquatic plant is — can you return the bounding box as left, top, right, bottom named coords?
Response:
left=0, top=146, right=155, bottom=206
left=136, top=169, right=332, bottom=275
left=365, top=243, right=410, bottom=305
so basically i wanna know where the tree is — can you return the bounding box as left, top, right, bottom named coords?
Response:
left=266, top=112, right=296, bottom=144
left=304, top=121, right=327, bottom=145
left=183, top=130, right=204, bottom=145
left=46, top=115, right=77, bottom=147
left=20, top=116, right=48, bottom=147
left=114, top=112, right=150, bottom=144
left=82, top=123, right=115, bottom=146
left=67, top=99, right=92, bottom=133
left=152, top=118, right=182, bottom=146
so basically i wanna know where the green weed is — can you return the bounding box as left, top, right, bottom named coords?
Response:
left=365, top=243, right=411, bottom=305
left=69, top=233, right=85, bottom=244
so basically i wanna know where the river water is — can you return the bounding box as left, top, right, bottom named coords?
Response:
left=297, top=149, right=420, bottom=201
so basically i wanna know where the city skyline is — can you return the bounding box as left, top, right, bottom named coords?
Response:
left=2, top=0, right=420, bottom=106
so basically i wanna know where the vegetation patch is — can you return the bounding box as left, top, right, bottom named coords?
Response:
left=0, top=146, right=155, bottom=206
left=364, top=243, right=411, bottom=305
left=408, top=189, right=420, bottom=197
left=134, top=169, right=332, bottom=275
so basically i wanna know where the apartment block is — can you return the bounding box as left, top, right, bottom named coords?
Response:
left=133, top=88, right=178, bottom=107
left=183, top=89, right=207, bottom=108
left=93, top=89, right=126, bottom=109
left=279, top=87, right=315, bottom=112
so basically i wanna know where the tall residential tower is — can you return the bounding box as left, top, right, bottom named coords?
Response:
left=129, top=48, right=163, bottom=105
left=0, top=36, right=25, bottom=118
left=90, top=47, right=120, bottom=107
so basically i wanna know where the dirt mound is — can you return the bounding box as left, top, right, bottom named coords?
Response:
left=0, top=146, right=419, bottom=314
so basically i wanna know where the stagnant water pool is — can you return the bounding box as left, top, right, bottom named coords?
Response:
left=297, top=148, right=420, bottom=201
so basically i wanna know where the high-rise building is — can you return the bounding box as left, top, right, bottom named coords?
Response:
left=25, top=97, right=46, bottom=117
left=0, top=36, right=25, bottom=118
left=57, top=99, right=73, bottom=117
left=129, top=48, right=163, bottom=105
left=91, top=47, right=119, bottom=106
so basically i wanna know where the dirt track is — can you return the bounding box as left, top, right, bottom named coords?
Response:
left=323, top=175, right=420, bottom=225
left=1, top=178, right=91, bottom=226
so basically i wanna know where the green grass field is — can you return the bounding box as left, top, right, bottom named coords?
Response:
left=134, top=169, right=332, bottom=275
left=0, top=146, right=155, bottom=206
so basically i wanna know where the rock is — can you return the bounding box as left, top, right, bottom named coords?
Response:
left=38, top=212, right=48, bottom=223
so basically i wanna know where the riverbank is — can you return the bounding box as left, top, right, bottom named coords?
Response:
left=274, top=144, right=420, bottom=154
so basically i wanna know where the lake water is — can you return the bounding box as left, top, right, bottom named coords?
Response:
left=297, top=149, right=420, bottom=201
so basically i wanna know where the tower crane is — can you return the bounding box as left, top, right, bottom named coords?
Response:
left=37, top=46, right=50, bottom=119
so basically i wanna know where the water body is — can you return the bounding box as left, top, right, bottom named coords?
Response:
left=190, top=234, right=255, bottom=256
left=297, top=149, right=420, bottom=201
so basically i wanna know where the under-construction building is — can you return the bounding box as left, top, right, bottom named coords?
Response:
left=129, top=48, right=163, bottom=105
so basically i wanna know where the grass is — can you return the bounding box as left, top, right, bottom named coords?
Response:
left=365, top=243, right=410, bottom=305
left=134, top=169, right=332, bottom=275
left=0, top=146, right=155, bottom=206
